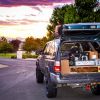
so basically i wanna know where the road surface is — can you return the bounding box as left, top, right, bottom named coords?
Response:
left=0, top=58, right=100, bottom=100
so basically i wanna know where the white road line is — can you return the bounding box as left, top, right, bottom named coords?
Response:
left=0, top=64, right=8, bottom=68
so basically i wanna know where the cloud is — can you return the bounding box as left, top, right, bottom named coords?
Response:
left=0, top=0, right=74, bottom=38
left=0, top=19, right=44, bottom=26
left=0, top=0, right=74, bottom=6
left=0, top=6, right=53, bottom=26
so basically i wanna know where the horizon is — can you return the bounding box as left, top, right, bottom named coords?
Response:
left=0, top=0, right=74, bottom=39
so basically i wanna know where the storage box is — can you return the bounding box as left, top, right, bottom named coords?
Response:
left=88, top=51, right=98, bottom=59
left=61, top=60, right=70, bottom=75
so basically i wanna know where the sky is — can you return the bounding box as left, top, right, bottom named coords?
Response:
left=0, top=0, right=74, bottom=39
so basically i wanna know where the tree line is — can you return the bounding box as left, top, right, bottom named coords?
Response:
left=0, top=36, right=48, bottom=54
left=47, top=0, right=100, bottom=40
left=0, top=0, right=100, bottom=53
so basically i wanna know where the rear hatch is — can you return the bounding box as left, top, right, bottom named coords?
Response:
left=60, top=23, right=100, bottom=77
left=61, top=23, right=100, bottom=41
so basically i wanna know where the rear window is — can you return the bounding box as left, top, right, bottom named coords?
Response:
left=60, top=41, right=99, bottom=58
left=62, top=23, right=100, bottom=41
left=61, top=43, right=75, bottom=51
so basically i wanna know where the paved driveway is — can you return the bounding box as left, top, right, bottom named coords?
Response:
left=0, top=58, right=100, bottom=100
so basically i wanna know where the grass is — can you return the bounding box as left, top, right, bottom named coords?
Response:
left=0, top=53, right=16, bottom=58
left=0, top=53, right=38, bottom=59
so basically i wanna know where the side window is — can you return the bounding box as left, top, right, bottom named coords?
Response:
left=48, top=42, right=55, bottom=56
left=43, top=41, right=58, bottom=57
left=43, top=44, right=49, bottom=55
left=91, top=42, right=100, bottom=51
left=81, top=42, right=92, bottom=51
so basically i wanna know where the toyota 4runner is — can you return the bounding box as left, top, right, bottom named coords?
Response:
left=36, top=23, right=100, bottom=98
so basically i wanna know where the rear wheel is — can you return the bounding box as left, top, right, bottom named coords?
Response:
left=91, top=84, right=100, bottom=95
left=46, top=79, right=57, bottom=98
left=36, top=67, right=44, bottom=83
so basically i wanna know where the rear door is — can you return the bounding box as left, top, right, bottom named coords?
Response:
left=61, top=23, right=100, bottom=41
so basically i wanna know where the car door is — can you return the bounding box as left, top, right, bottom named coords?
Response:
left=38, top=43, right=50, bottom=73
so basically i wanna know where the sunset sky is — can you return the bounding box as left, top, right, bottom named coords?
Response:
left=0, top=0, right=74, bottom=39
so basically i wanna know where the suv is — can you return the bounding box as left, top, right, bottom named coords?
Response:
left=36, top=23, right=100, bottom=98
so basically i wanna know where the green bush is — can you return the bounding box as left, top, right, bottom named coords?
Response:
left=0, top=53, right=38, bottom=59
left=22, top=54, right=38, bottom=59
left=11, top=55, right=17, bottom=59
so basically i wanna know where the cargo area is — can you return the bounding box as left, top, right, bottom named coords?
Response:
left=60, top=41, right=100, bottom=76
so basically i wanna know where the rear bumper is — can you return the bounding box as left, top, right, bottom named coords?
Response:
left=50, top=73, right=100, bottom=85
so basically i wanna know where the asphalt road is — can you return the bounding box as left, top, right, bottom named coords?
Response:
left=0, top=58, right=100, bottom=100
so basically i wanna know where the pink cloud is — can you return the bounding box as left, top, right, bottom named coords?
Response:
left=0, top=0, right=74, bottom=6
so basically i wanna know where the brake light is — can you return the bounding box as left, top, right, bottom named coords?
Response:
left=85, top=85, right=91, bottom=91
left=54, top=66, right=61, bottom=72
left=54, top=61, right=61, bottom=72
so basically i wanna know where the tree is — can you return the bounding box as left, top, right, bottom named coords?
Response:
left=0, top=41, right=13, bottom=53
left=47, top=5, right=79, bottom=40
left=41, top=37, right=48, bottom=48
left=23, top=37, right=35, bottom=53
left=95, top=9, right=100, bottom=22
left=0, top=36, right=7, bottom=42
left=64, top=5, right=80, bottom=23
left=47, top=0, right=100, bottom=39
left=75, top=0, right=99, bottom=22
left=10, top=39, right=21, bottom=52
left=47, top=25, right=54, bottom=41
left=47, top=5, right=68, bottom=40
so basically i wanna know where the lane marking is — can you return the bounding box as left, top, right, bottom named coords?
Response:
left=0, top=64, right=8, bottom=68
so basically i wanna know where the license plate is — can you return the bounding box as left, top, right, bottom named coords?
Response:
left=75, top=61, right=95, bottom=66
left=96, top=60, right=100, bottom=65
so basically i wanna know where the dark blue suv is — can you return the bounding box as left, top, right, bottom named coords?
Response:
left=36, top=23, right=100, bottom=98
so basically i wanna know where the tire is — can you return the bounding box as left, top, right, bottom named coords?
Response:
left=91, top=84, right=100, bottom=95
left=46, top=79, right=57, bottom=98
left=36, top=68, right=44, bottom=83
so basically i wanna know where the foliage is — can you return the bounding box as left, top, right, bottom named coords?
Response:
left=95, top=9, right=100, bottom=22
left=75, top=0, right=99, bottom=22
left=0, top=53, right=38, bottom=59
left=47, top=0, right=100, bottom=39
left=47, top=5, right=68, bottom=40
left=11, top=55, right=17, bottom=59
left=23, top=37, right=35, bottom=53
left=0, top=36, right=7, bottom=42
left=47, top=25, right=54, bottom=41
left=23, top=36, right=48, bottom=53
left=10, top=39, right=21, bottom=52
left=0, top=41, right=13, bottom=53
left=22, top=54, right=38, bottom=59
left=0, top=53, right=16, bottom=58
left=64, top=5, right=80, bottom=23
left=41, top=37, right=48, bottom=48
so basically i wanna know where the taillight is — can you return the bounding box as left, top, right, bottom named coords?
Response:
left=54, top=61, right=61, bottom=72
left=53, top=66, right=61, bottom=72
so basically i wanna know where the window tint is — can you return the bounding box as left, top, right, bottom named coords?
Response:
left=43, top=44, right=49, bottom=55
left=91, top=42, right=99, bottom=48
left=81, top=42, right=91, bottom=51
left=91, top=42, right=100, bottom=51
left=61, top=43, right=75, bottom=51
left=44, top=41, right=57, bottom=56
